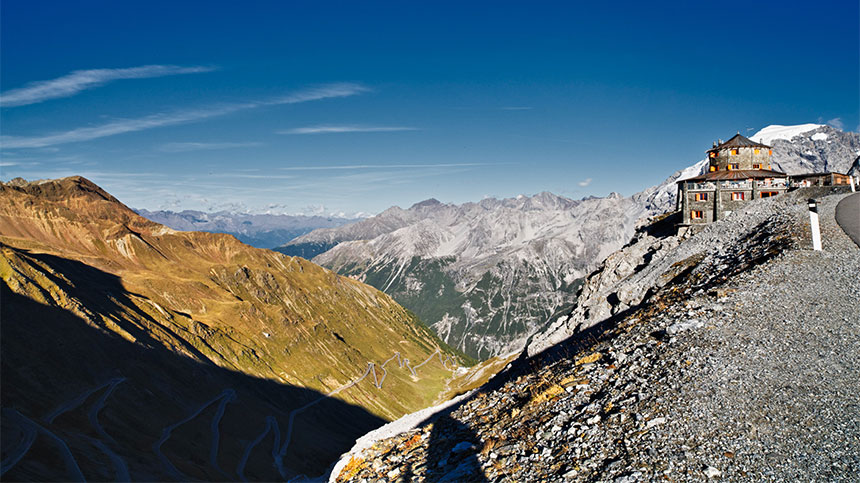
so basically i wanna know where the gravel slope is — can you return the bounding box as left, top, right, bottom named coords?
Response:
left=334, top=191, right=859, bottom=482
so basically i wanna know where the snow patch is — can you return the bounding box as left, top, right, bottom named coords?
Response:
left=750, top=124, right=823, bottom=145
left=676, top=159, right=709, bottom=182
left=811, top=132, right=828, bottom=141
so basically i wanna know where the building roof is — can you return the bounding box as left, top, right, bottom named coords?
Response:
left=707, top=133, right=771, bottom=153
left=678, top=169, right=788, bottom=183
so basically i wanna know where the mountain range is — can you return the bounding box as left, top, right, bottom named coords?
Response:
left=332, top=180, right=860, bottom=483
left=0, top=177, right=463, bottom=480
left=278, top=124, right=859, bottom=361
left=2, top=124, right=856, bottom=481
left=136, top=209, right=358, bottom=249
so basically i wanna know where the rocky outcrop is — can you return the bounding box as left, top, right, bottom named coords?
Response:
left=525, top=187, right=813, bottom=357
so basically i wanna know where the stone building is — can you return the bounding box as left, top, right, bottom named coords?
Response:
left=677, top=133, right=789, bottom=225
left=789, top=172, right=853, bottom=188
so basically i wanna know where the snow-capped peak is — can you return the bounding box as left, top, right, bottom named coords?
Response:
left=750, top=124, right=824, bottom=145
left=675, top=158, right=709, bottom=182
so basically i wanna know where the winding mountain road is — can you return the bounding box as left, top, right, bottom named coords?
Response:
left=3, top=347, right=453, bottom=481
left=0, top=408, right=37, bottom=477
left=274, top=363, right=375, bottom=478
left=272, top=348, right=453, bottom=479
left=2, top=377, right=128, bottom=481
left=153, top=388, right=237, bottom=480
left=87, top=436, right=131, bottom=482
left=2, top=409, right=86, bottom=482
left=236, top=415, right=278, bottom=481
left=210, top=389, right=237, bottom=476
left=87, top=377, right=126, bottom=441
left=45, top=377, right=126, bottom=424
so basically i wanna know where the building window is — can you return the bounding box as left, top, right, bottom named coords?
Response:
left=710, top=165, right=717, bottom=172
left=691, top=210, right=703, bottom=220
left=709, top=152, right=716, bottom=158
left=731, top=192, right=745, bottom=201
left=760, top=191, right=778, bottom=198
left=752, top=163, right=761, bottom=169
left=730, top=149, right=738, bottom=156
left=754, top=148, right=760, bottom=154
left=768, top=149, right=773, bottom=155
left=728, top=163, right=739, bottom=170
left=694, top=193, right=709, bottom=201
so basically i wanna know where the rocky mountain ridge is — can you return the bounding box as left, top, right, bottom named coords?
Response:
left=752, top=124, right=860, bottom=176
left=333, top=187, right=860, bottom=482
left=294, top=192, right=644, bottom=360
left=281, top=125, right=859, bottom=361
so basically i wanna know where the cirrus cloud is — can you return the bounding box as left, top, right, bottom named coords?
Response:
left=0, top=65, right=216, bottom=107
left=279, top=125, right=417, bottom=134
left=158, top=141, right=263, bottom=153
left=0, top=83, right=368, bottom=149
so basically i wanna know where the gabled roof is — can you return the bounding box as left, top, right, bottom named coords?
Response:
left=678, top=169, right=788, bottom=183
left=707, top=133, right=771, bottom=153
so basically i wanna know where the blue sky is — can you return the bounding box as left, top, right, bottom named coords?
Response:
left=1, top=0, right=857, bottom=216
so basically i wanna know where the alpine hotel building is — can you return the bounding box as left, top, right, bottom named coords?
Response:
left=677, top=133, right=788, bottom=225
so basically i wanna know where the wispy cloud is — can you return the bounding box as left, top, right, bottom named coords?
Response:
left=826, top=117, right=844, bottom=131
left=578, top=177, right=593, bottom=187
left=278, top=162, right=488, bottom=170
left=0, top=83, right=368, bottom=149
left=279, top=125, right=417, bottom=134
left=270, top=84, right=370, bottom=104
left=0, top=65, right=216, bottom=107
left=208, top=173, right=296, bottom=179
left=159, top=141, right=263, bottom=152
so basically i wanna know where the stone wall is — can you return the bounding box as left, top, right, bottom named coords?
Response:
left=710, top=146, right=771, bottom=171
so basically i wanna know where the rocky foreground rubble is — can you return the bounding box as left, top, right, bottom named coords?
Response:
left=334, top=189, right=859, bottom=482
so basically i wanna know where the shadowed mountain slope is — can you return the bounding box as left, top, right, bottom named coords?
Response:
left=0, top=176, right=463, bottom=480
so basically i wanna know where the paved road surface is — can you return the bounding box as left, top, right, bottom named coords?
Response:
left=835, top=192, right=860, bottom=248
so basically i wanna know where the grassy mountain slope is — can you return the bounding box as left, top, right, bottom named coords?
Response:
left=0, top=176, right=463, bottom=480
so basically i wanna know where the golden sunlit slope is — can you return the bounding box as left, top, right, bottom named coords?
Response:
left=0, top=176, right=463, bottom=480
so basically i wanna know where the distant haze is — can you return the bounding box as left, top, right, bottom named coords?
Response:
left=136, top=209, right=358, bottom=248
